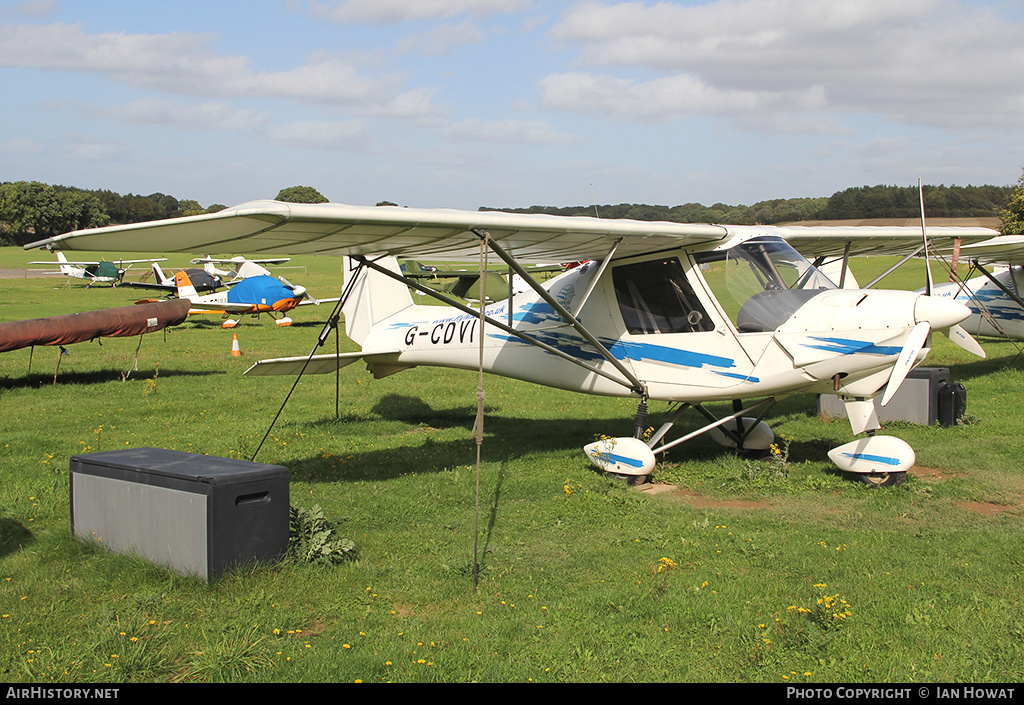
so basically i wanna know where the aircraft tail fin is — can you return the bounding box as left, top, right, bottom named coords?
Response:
left=152, top=261, right=169, bottom=284
left=174, top=270, right=199, bottom=300
left=342, top=256, right=413, bottom=345
left=56, top=252, right=74, bottom=274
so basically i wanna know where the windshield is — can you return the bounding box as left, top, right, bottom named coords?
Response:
left=694, top=237, right=836, bottom=333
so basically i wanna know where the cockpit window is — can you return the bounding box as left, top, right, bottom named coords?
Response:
left=694, top=237, right=836, bottom=333
left=613, top=258, right=715, bottom=335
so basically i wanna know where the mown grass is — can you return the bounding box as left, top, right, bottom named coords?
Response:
left=1, top=247, right=1022, bottom=683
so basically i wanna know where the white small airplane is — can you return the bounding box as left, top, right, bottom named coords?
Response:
left=154, top=268, right=338, bottom=329
left=25, top=200, right=1008, bottom=487
left=914, top=236, right=1024, bottom=340
left=125, top=261, right=226, bottom=293
left=30, top=251, right=166, bottom=287
left=190, top=255, right=291, bottom=282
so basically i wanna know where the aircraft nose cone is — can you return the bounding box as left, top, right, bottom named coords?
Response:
left=915, top=294, right=971, bottom=330
left=292, top=285, right=307, bottom=298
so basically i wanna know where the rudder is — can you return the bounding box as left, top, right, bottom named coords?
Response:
left=342, top=256, right=413, bottom=345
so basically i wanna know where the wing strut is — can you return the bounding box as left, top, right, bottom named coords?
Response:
left=864, top=245, right=926, bottom=288
left=575, top=238, right=622, bottom=315
left=470, top=230, right=647, bottom=396
left=352, top=255, right=642, bottom=394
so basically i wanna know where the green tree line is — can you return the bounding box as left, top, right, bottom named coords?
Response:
left=4, top=179, right=1021, bottom=247
left=488, top=183, right=1016, bottom=226
left=0, top=181, right=228, bottom=246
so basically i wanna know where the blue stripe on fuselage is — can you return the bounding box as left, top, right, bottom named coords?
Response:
left=840, top=452, right=901, bottom=466
left=803, top=336, right=902, bottom=357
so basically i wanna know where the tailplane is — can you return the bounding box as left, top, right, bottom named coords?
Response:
left=174, top=270, right=199, bottom=300
left=342, top=256, right=413, bottom=345
left=56, top=252, right=74, bottom=275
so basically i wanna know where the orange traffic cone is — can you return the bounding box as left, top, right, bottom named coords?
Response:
left=231, top=333, right=242, bottom=357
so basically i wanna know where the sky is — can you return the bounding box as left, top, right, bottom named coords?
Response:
left=2, top=0, right=1023, bottom=212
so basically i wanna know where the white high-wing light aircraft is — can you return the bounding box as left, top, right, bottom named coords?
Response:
left=25, top=201, right=1004, bottom=487
left=912, top=235, right=1024, bottom=340
left=30, top=251, right=166, bottom=286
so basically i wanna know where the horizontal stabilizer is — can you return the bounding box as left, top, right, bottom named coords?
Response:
left=244, top=350, right=403, bottom=377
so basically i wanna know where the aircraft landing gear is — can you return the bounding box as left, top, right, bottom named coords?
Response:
left=853, top=471, right=907, bottom=488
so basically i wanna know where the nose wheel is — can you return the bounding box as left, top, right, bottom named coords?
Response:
left=853, top=471, right=907, bottom=488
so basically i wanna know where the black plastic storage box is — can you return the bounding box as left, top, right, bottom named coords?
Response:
left=70, top=447, right=289, bottom=581
left=818, top=367, right=966, bottom=427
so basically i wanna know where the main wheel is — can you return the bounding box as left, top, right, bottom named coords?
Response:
left=853, top=471, right=907, bottom=488
left=609, top=472, right=650, bottom=487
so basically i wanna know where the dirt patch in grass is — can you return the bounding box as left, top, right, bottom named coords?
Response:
left=911, top=465, right=964, bottom=481
left=959, top=501, right=1021, bottom=517
left=910, top=466, right=1021, bottom=516
left=641, top=483, right=772, bottom=510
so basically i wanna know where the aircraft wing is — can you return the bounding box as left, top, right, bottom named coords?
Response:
left=953, top=235, right=1024, bottom=265
left=23, top=200, right=732, bottom=263
left=298, top=297, right=342, bottom=306
left=24, top=200, right=1009, bottom=265
left=186, top=301, right=260, bottom=314
left=29, top=258, right=167, bottom=266
left=774, top=224, right=1002, bottom=259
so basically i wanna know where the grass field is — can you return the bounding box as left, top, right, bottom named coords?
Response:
left=1, top=246, right=1022, bottom=684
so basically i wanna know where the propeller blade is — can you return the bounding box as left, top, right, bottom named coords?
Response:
left=919, top=178, right=934, bottom=296
left=881, top=321, right=931, bottom=407
left=942, top=323, right=986, bottom=358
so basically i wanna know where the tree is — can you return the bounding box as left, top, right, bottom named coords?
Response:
left=275, top=186, right=328, bottom=203
left=1000, top=168, right=1024, bottom=235
left=0, top=181, right=109, bottom=246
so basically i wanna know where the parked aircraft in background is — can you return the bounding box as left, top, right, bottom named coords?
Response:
left=123, top=262, right=226, bottom=293
left=25, top=200, right=1007, bottom=487
left=399, top=259, right=567, bottom=302
left=191, top=256, right=291, bottom=282
left=912, top=235, right=1024, bottom=341
left=30, top=252, right=165, bottom=287
left=157, top=270, right=338, bottom=328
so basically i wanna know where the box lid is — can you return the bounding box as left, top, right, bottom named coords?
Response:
left=70, top=447, right=288, bottom=486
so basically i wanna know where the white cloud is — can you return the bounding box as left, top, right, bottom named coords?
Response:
left=5, top=0, right=57, bottom=19
left=0, top=22, right=440, bottom=119
left=546, top=0, right=1024, bottom=131
left=539, top=71, right=834, bottom=129
left=394, top=20, right=487, bottom=56
left=441, top=118, right=583, bottom=144
left=61, top=133, right=125, bottom=162
left=263, top=120, right=373, bottom=150
left=302, top=0, right=533, bottom=24
left=0, top=137, right=42, bottom=154
left=100, top=99, right=272, bottom=133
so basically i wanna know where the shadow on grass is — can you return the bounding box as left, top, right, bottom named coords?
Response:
left=946, top=349, right=1024, bottom=383
left=0, top=367, right=225, bottom=390
left=281, top=393, right=839, bottom=484
left=0, top=516, right=34, bottom=558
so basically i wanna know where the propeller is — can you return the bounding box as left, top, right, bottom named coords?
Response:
left=279, top=276, right=312, bottom=302
left=943, top=323, right=986, bottom=358
left=881, top=293, right=980, bottom=406
left=919, top=178, right=934, bottom=296
left=916, top=178, right=986, bottom=359
left=881, top=321, right=931, bottom=406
